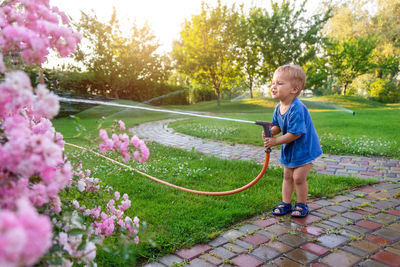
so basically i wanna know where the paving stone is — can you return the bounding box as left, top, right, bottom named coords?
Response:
left=241, top=233, right=269, bottom=246
left=393, top=241, right=400, bottom=249
left=199, top=254, right=223, bottom=266
left=266, top=241, right=293, bottom=254
left=387, top=223, right=400, bottom=232
left=291, top=214, right=321, bottom=226
left=373, top=228, right=400, bottom=241
left=272, top=256, right=303, bottom=267
left=341, top=245, right=369, bottom=257
left=371, top=251, right=400, bottom=267
left=279, top=221, right=302, bottom=231
left=234, top=239, right=254, bottom=251
left=159, top=254, right=184, bottom=266
left=350, top=240, right=380, bottom=253
left=354, top=209, right=371, bottom=215
left=318, top=208, right=338, bottom=216
left=356, top=220, right=383, bottom=231
left=314, top=200, right=334, bottom=206
left=358, top=259, right=391, bottom=267
left=278, top=233, right=307, bottom=247
left=210, top=247, right=236, bottom=260
left=354, top=198, right=373, bottom=204
left=311, top=263, right=329, bottom=267
left=365, top=234, right=392, bottom=245
left=326, top=205, right=348, bottom=213
left=232, top=254, right=264, bottom=267
left=223, top=243, right=246, bottom=254
left=258, top=230, right=277, bottom=239
left=253, top=218, right=279, bottom=228
left=374, top=201, right=395, bottom=210
left=343, top=224, right=370, bottom=234
left=320, top=219, right=341, bottom=228
left=328, top=215, right=352, bottom=226
left=308, top=203, right=323, bottom=211
left=342, top=211, right=364, bottom=221
left=387, top=209, right=400, bottom=217
left=300, top=242, right=330, bottom=256
left=208, top=236, right=229, bottom=247
left=265, top=224, right=289, bottom=236
left=361, top=207, right=382, bottom=214
left=187, top=258, right=214, bottom=267
left=301, top=225, right=325, bottom=236
left=369, top=213, right=399, bottom=224
left=175, top=244, right=212, bottom=260
left=360, top=186, right=381, bottom=194
left=285, top=248, right=319, bottom=264
left=315, top=222, right=340, bottom=231
left=143, top=262, right=166, bottom=267
left=237, top=224, right=260, bottom=234
left=311, top=211, right=329, bottom=218
left=320, top=250, right=361, bottom=267
left=252, top=246, right=281, bottom=261
left=385, top=247, right=400, bottom=256
left=329, top=195, right=352, bottom=203
left=341, top=201, right=362, bottom=208
left=317, top=234, right=348, bottom=248
left=222, top=230, right=244, bottom=240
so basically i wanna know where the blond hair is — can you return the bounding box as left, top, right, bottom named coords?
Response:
left=275, top=64, right=306, bottom=94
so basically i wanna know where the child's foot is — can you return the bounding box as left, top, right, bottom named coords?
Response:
left=272, top=202, right=292, bottom=216
left=291, top=203, right=309, bottom=217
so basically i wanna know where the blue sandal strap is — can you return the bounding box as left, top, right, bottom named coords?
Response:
left=291, top=203, right=309, bottom=217
left=272, top=202, right=292, bottom=215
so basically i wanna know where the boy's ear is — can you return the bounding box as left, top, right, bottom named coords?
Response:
left=291, top=86, right=300, bottom=94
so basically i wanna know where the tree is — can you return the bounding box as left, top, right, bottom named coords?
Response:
left=172, top=1, right=241, bottom=106
left=234, top=7, right=264, bottom=99
left=75, top=9, right=168, bottom=100
left=324, top=36, right=377, bottom=95
left=250, top=0, right=331, bottom=81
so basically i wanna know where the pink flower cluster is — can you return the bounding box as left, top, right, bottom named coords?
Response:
left=0, top=113, right=72, bottom=209
left=99, top=125, right=150, bottom=163
left=0, top=0, right=81, bottom=65
left=0, top=70, right=60, bottom=120
left=0, top=198, right=52, bottom=267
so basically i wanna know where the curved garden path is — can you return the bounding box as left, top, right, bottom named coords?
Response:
left=130, top=119, right=400, bottom=181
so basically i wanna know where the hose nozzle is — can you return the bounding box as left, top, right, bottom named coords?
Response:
left=255, top=121, right=272, bottom=153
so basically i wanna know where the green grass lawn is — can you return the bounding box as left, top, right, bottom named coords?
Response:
left=52, top=96, right=383, bottom=264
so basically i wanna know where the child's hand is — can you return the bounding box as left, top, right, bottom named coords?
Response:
left=264, top=137, right=277, bottom=149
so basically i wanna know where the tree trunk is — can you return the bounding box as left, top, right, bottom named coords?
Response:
left=249, top=77, right=254, bottom=99
left=342, top=81, right=349, bottom=95
left=215, top=87, right=220, bottom=106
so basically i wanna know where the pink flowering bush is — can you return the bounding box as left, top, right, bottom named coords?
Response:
left=99, top=120, right=150, bottom=163
left=0, top=1, right=147, bottom=266
left=0, top=0, right=81, bottom=65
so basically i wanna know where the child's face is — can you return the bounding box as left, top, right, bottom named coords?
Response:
left=270, top=71, right=299, bottom=101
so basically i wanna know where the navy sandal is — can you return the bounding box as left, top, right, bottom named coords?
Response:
left=272, top=202, right=292, bottom=216
left=291, top=203, right=309, bottom=218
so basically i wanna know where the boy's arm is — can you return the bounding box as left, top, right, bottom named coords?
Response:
left=264, top=132, right=301, bottom=149
left=270, top=126, right=281, bottom=136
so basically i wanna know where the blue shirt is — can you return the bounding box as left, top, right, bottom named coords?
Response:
left=272, top=98, right=322, bottom=167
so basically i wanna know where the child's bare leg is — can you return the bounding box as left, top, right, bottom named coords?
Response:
left=282, top=166, right=294, bottom=203
left=291, top=163, right=313, bottom=216
left=274, top=166, right=295, bottom=213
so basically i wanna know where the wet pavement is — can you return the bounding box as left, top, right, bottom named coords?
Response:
left=130, top=120, right=400, bottom=267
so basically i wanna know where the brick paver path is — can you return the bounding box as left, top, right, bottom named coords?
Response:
left=130, top=120, right=400, bottom=267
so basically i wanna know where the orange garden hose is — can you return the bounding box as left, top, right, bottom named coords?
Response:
left=65, top=142, right=270, bottom=196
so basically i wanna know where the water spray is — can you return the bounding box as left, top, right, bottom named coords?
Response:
left=60, top=97, right=274, bottom=195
